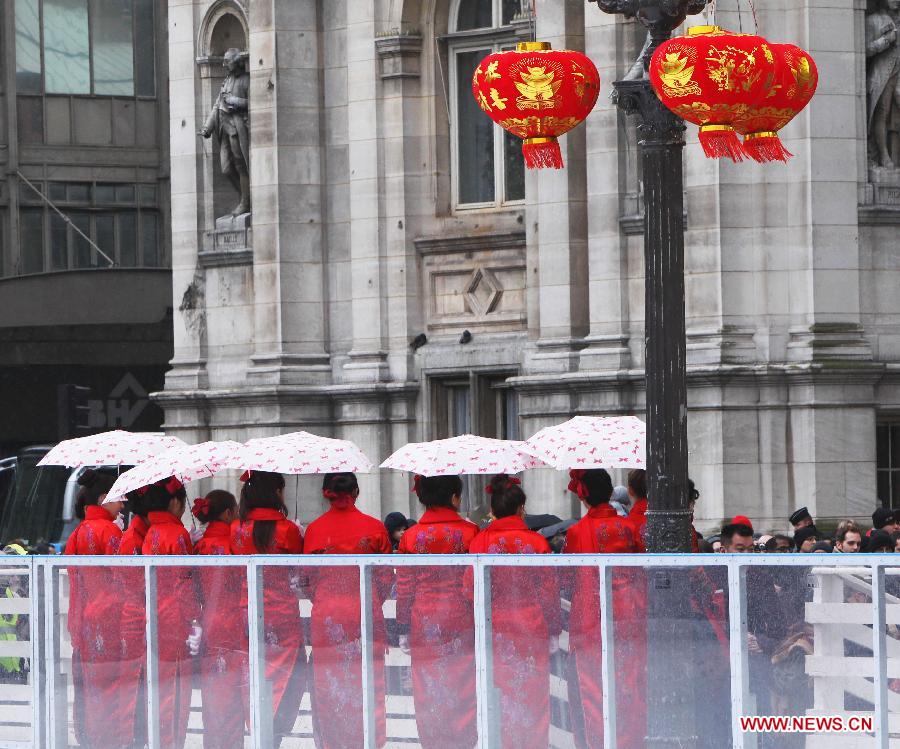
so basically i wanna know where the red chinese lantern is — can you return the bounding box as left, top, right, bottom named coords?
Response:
left=735, top=43, right=818, bottom=163
left=471, top=41, right=600, bottom=169
left=649, top=25, right=778, bottom=162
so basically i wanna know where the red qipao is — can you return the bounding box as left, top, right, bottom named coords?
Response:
left=117, top=515, right=150, bottom=749
left=194, top=521, right=246, bottom=749
left=468, top=516, right=562, bottom=749
left=142, top=511, right=199, bottom=749
left=230, top=509, right=306, bottom=741
left=563, top=504, right=647, bottom=749
left=303, top=498, right=392, bottom=749
left=64, top=505, right=128, bottom=749
left=396, top=507, right=480, bottom=749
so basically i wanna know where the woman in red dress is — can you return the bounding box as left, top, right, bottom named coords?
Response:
left=230, top=470, right=305, bottom=747
left=563, top=468, right=645, bottom=749
left=468, top=475, right=562, bottom=749
left=303, top=472, right=392, bottom=748
left=117, top=490, right=151, bottom=749
left=396, top=475, right=480, bottom=749
left=626, top=469, right=648, bottom=552
left=64, top=468, right=128, bottom=749
left=192, top=490, right=246, bottom=749
left=140, top=476, right=198, bottom=749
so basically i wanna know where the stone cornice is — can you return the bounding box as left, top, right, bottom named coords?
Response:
left=414, top=231, right=526, bottom=256
left=151, top=381, right=420, bottom=410
left=509, top=362, right=888, bottom=394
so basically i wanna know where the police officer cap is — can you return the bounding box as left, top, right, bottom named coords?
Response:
left=789, top=506, right=812, bottom=526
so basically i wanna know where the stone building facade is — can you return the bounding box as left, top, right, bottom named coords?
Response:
left=159, top=0, right=900, bottom=533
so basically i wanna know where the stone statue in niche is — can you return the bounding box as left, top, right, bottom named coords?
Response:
left=200, top=48, right=251, bottom=218
left=866, top=0, right=900, bottom=169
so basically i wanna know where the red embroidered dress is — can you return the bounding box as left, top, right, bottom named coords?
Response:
left=142, top=511, right=198, bottom=749
left=65, top=505, right=127, bottom=748
left=469, top=515, right=562, bottom=749
left=230, top=508, right=305, bottom=741
left=194, top=520, right=245, bottom=749
left=303, top=501, right=392, bottom=748
left=117, top=514, right=149, bottom=748
left=396, top=507, right=480, bottom=749
left=564, top=503, right=646, bottom=749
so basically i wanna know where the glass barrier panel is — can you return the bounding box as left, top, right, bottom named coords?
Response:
left=686, top=564, right=732, bottom=749
left=738, top=561, right=876, bottom=748
left=487, top=562, right=563, bottom=748
left=385, top=563, right=478, bottom=749
left=304, top=564, right=370, bottom=747
left=61, top=562, right=141, bottom=749
left=884, top=566, right=900, bottom=740
left=0, top=562, right=31, bottom=745
left=248, top=563, right=315, bottom=746
left=191, top=562, right=250, bottom=748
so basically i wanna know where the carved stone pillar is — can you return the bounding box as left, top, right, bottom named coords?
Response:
left=246, top=0, right=331, bottom=385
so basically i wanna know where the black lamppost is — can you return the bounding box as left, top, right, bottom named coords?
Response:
left=589, top=2, right=708, bottom=746
left=590, top=0, right=707, bottom=552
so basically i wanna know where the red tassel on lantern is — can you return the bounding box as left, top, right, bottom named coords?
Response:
left=742, top=131, right=793, bottom=163
left=698, top=125, right=746, bottom=161
left=522, top=137, right=564, bottom=169
left=471, top=41, right=600, bottom=170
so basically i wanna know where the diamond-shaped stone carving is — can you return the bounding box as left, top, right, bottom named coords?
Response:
left=465, top=268, right=503, bottom=316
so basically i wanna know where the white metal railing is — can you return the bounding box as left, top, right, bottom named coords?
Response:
left=0, top=554, right=896, bottom=749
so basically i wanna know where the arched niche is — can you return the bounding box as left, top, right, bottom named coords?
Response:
left=199, top=1, right=248, bottom=59
left=197, top=1, right=249, bottom=226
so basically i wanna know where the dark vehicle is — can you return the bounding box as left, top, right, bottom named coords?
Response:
left=0, top=447, right=74, bottom=550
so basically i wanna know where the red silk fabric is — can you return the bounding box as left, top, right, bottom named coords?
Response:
left=303, top=503, right=392, bottom=748
left=230, top=508, right=306, bottom=741
left=194, top=520, right=246, bottom=749
left=396, top=507, right=480, bottom=749
left=563, top=503, right=647, bottom=749
left=468, top=515, right=562, bottom=749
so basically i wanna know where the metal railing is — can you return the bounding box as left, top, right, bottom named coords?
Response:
left=0, top=554, right=895, bottom=749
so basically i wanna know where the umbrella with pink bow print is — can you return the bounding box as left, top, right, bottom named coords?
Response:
left=228, top=431, right=374, bottom=474
left=519, top=415, right=646, bottom=470
left=380, top=434, right=545, bottom=476
left=103, top=440, right=245, bottom=502
left=38, top=430, right=187, bottom=468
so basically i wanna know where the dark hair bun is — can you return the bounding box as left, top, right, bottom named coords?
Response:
left=487, top=474, right=526, bottom=519
left=77, top=468, right=99, bottom=488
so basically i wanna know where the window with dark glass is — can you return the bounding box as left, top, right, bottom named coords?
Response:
left=431, top=371, right=520, bottom=515
left=8, top=181, right=161, bottom=275
left=14, top=0, right=155, bottom=96
left=877, top=423, right=900, bottom=509
left=449, top=0, right=527, bottom=208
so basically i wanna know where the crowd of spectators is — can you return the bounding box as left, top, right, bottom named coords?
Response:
left=704, top=505, right=900, bottom=555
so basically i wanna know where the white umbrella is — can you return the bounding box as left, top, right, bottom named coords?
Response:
left=104, top=440, right=244, bottom=502
left=228, top=431, right=374, bottom=474
left=380, top=434, right=545, bottom=476
left=519, top=416, right=646, bottom=470
left=38, top=430, right=186, bottom=468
